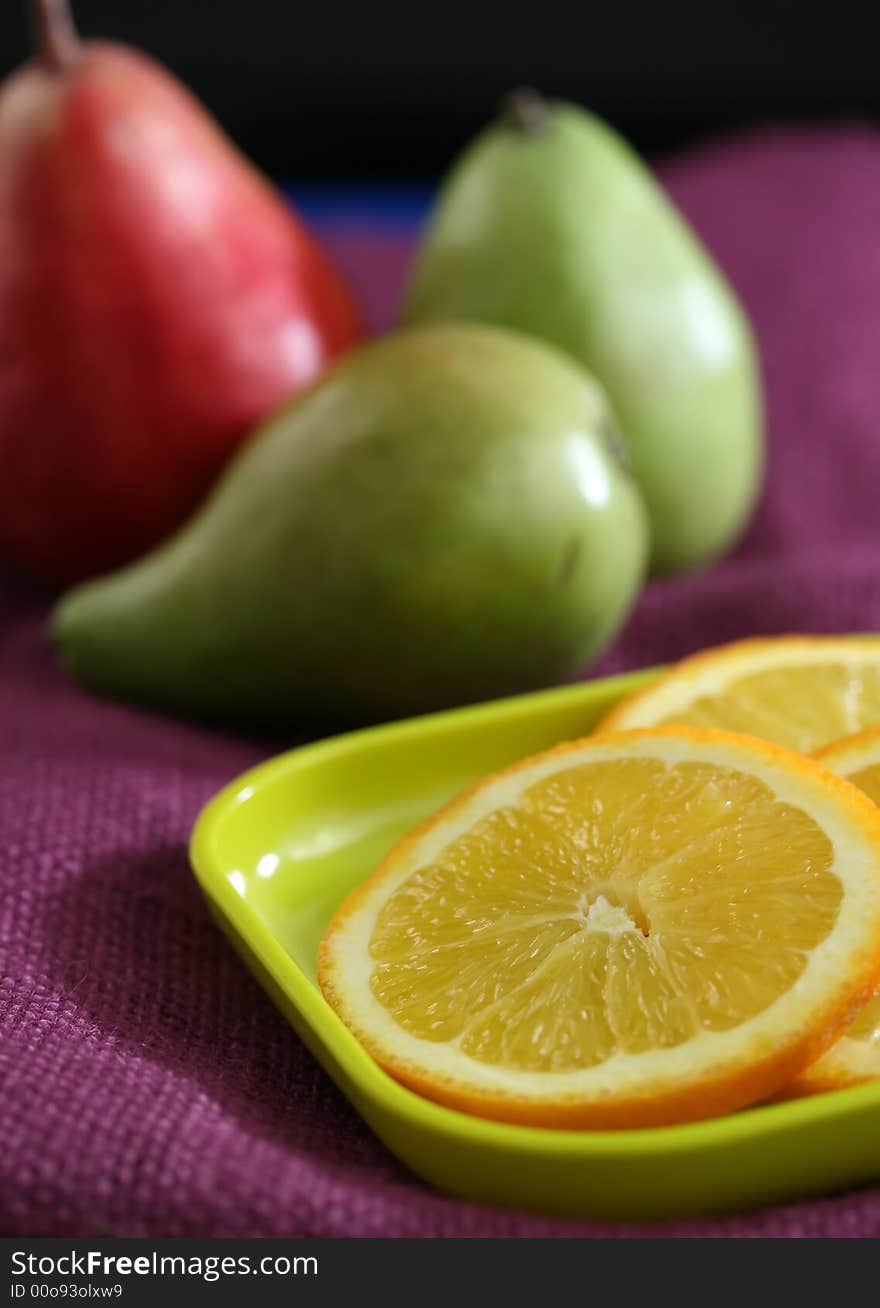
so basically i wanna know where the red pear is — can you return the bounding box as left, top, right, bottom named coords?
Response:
left=0, top=0, right=364, bottom=584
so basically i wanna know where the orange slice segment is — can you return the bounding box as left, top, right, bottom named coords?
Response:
left=598, top=636, right=880, bottom=753
left=783, top=727, right=880, bottom=1096
left=318, top=728, right=880, bottom=1128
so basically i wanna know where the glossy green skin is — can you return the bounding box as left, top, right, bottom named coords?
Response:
left=52, top=324, right=647, bottom=730
left=403, top=105, right=763, bottom=574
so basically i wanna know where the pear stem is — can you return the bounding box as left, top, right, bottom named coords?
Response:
left=503, top=88, right=550, bottom=134
left=32, top=0, right=80, bottom=72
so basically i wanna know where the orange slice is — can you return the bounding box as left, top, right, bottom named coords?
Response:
left=783, top=727, right=880, bottom=1097
left=598, top=636, right=880, bottom=753
left=318, top=727, right=880, bottom=1129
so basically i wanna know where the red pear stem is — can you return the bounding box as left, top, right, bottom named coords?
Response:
left=32, top=0, right=80, bottom=72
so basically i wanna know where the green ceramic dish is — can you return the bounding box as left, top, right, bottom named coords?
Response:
left=189, top=670, right=880, bottom=1221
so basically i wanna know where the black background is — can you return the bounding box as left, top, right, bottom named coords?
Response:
left=2, top=1, right=880, bottom=177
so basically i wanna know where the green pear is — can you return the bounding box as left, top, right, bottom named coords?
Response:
left=403, top=93, right=763, bottom=575
left=52, top=325, right=647, bottom=730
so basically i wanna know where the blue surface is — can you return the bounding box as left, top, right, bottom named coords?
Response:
left=282, top=182, right=434, bottom=229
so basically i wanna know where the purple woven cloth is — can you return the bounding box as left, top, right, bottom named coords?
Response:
left=4, top=126, right=880, bottom=1239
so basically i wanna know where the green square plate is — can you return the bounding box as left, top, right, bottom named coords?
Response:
left=189, top=670, right=880, bottom=1222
